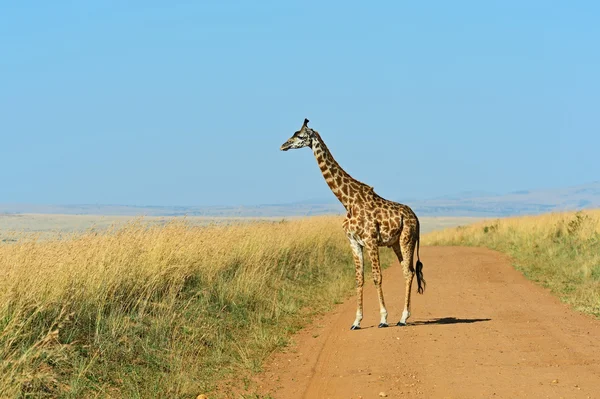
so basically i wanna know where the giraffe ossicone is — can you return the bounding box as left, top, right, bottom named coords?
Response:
left=280, top=118, right=426, bottom=330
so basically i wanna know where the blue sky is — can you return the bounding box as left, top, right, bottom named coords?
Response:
left=1, top=1, right=598, bottom=206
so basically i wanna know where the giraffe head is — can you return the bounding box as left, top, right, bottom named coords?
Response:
left=280, top=118, right=315, bottom=151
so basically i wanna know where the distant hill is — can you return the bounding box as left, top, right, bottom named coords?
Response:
left=408, top=182, right=600, bottom=216
left=2, top=182, right=599, bottom=217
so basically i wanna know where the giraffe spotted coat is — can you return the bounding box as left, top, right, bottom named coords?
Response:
left=281, top=118, right=425, bottom=329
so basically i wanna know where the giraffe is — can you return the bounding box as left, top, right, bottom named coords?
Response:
left=280, top=118, right=425, bottom=329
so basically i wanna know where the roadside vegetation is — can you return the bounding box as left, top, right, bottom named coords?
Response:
left=0, top=216, right=393, bottom=398
left=424, top=209, right=600, bottom=318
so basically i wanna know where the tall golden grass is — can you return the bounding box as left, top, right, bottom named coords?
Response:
left=425, top=210, right=600, bottom=317
left=0, top=216, right=372, bottom=398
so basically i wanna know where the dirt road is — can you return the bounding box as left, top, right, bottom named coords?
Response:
left=251, top=247, right=600, bottom=399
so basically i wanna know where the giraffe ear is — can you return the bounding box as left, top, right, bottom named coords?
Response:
left=303, top=118, right=309, bottom=127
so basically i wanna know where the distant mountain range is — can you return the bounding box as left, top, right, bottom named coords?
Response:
left=1, top=182, right=599, bottom=218
left=409, top=182, right=600, bottom=216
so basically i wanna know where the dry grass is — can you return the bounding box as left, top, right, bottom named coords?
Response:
left=425, top=209, right=600, bottom=317
left=0, top=216, right=389, bottom=398
left=0, top=214, right=483, bottom=242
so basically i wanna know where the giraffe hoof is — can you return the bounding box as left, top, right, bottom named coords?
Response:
left=350, top=325, right=361, bottom=330
left=378, top=323, right=389, bottom=328
left=396, top=321, right=407, bottom=327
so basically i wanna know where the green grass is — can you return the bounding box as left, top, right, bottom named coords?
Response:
left=424, top=210, right=600, bottom=317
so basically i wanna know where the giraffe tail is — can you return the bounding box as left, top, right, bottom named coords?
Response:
left=415, top=236, right=426, bottom=294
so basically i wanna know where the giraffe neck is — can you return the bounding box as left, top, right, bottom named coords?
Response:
left=311, top=132, right=367, bottom=210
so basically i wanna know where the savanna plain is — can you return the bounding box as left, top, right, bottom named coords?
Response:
left=0, top=214, right=473, bottom=398
left=1, top=211, right=599, bottom=398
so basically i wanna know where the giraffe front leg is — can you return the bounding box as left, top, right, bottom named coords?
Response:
left=367, top=243, right=388, bottom=328
left=348, top=236, right=364, bottom=330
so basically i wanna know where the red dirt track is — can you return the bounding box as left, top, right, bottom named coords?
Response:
left=251, top=247, right=600, bottom=399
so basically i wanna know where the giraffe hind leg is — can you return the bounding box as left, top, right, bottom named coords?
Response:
left=392, top=239, right=416, bottom=326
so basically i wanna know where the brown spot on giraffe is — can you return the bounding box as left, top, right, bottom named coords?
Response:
left=280, top=118, right=426, bottom=329
left=341, top=184, right=349, bottom=196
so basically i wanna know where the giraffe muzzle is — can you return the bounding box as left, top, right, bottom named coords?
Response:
left=280, top=141, right=292, bottom=151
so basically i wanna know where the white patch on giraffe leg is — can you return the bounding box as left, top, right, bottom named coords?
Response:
left=399, top=309, right=410, bottom=325
left=379, top=308, right=388, bottom=327
left=352, top=311, right=363, bottom=329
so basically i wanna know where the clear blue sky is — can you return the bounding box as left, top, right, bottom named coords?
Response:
left=1, top=1, right=598, bottom=206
